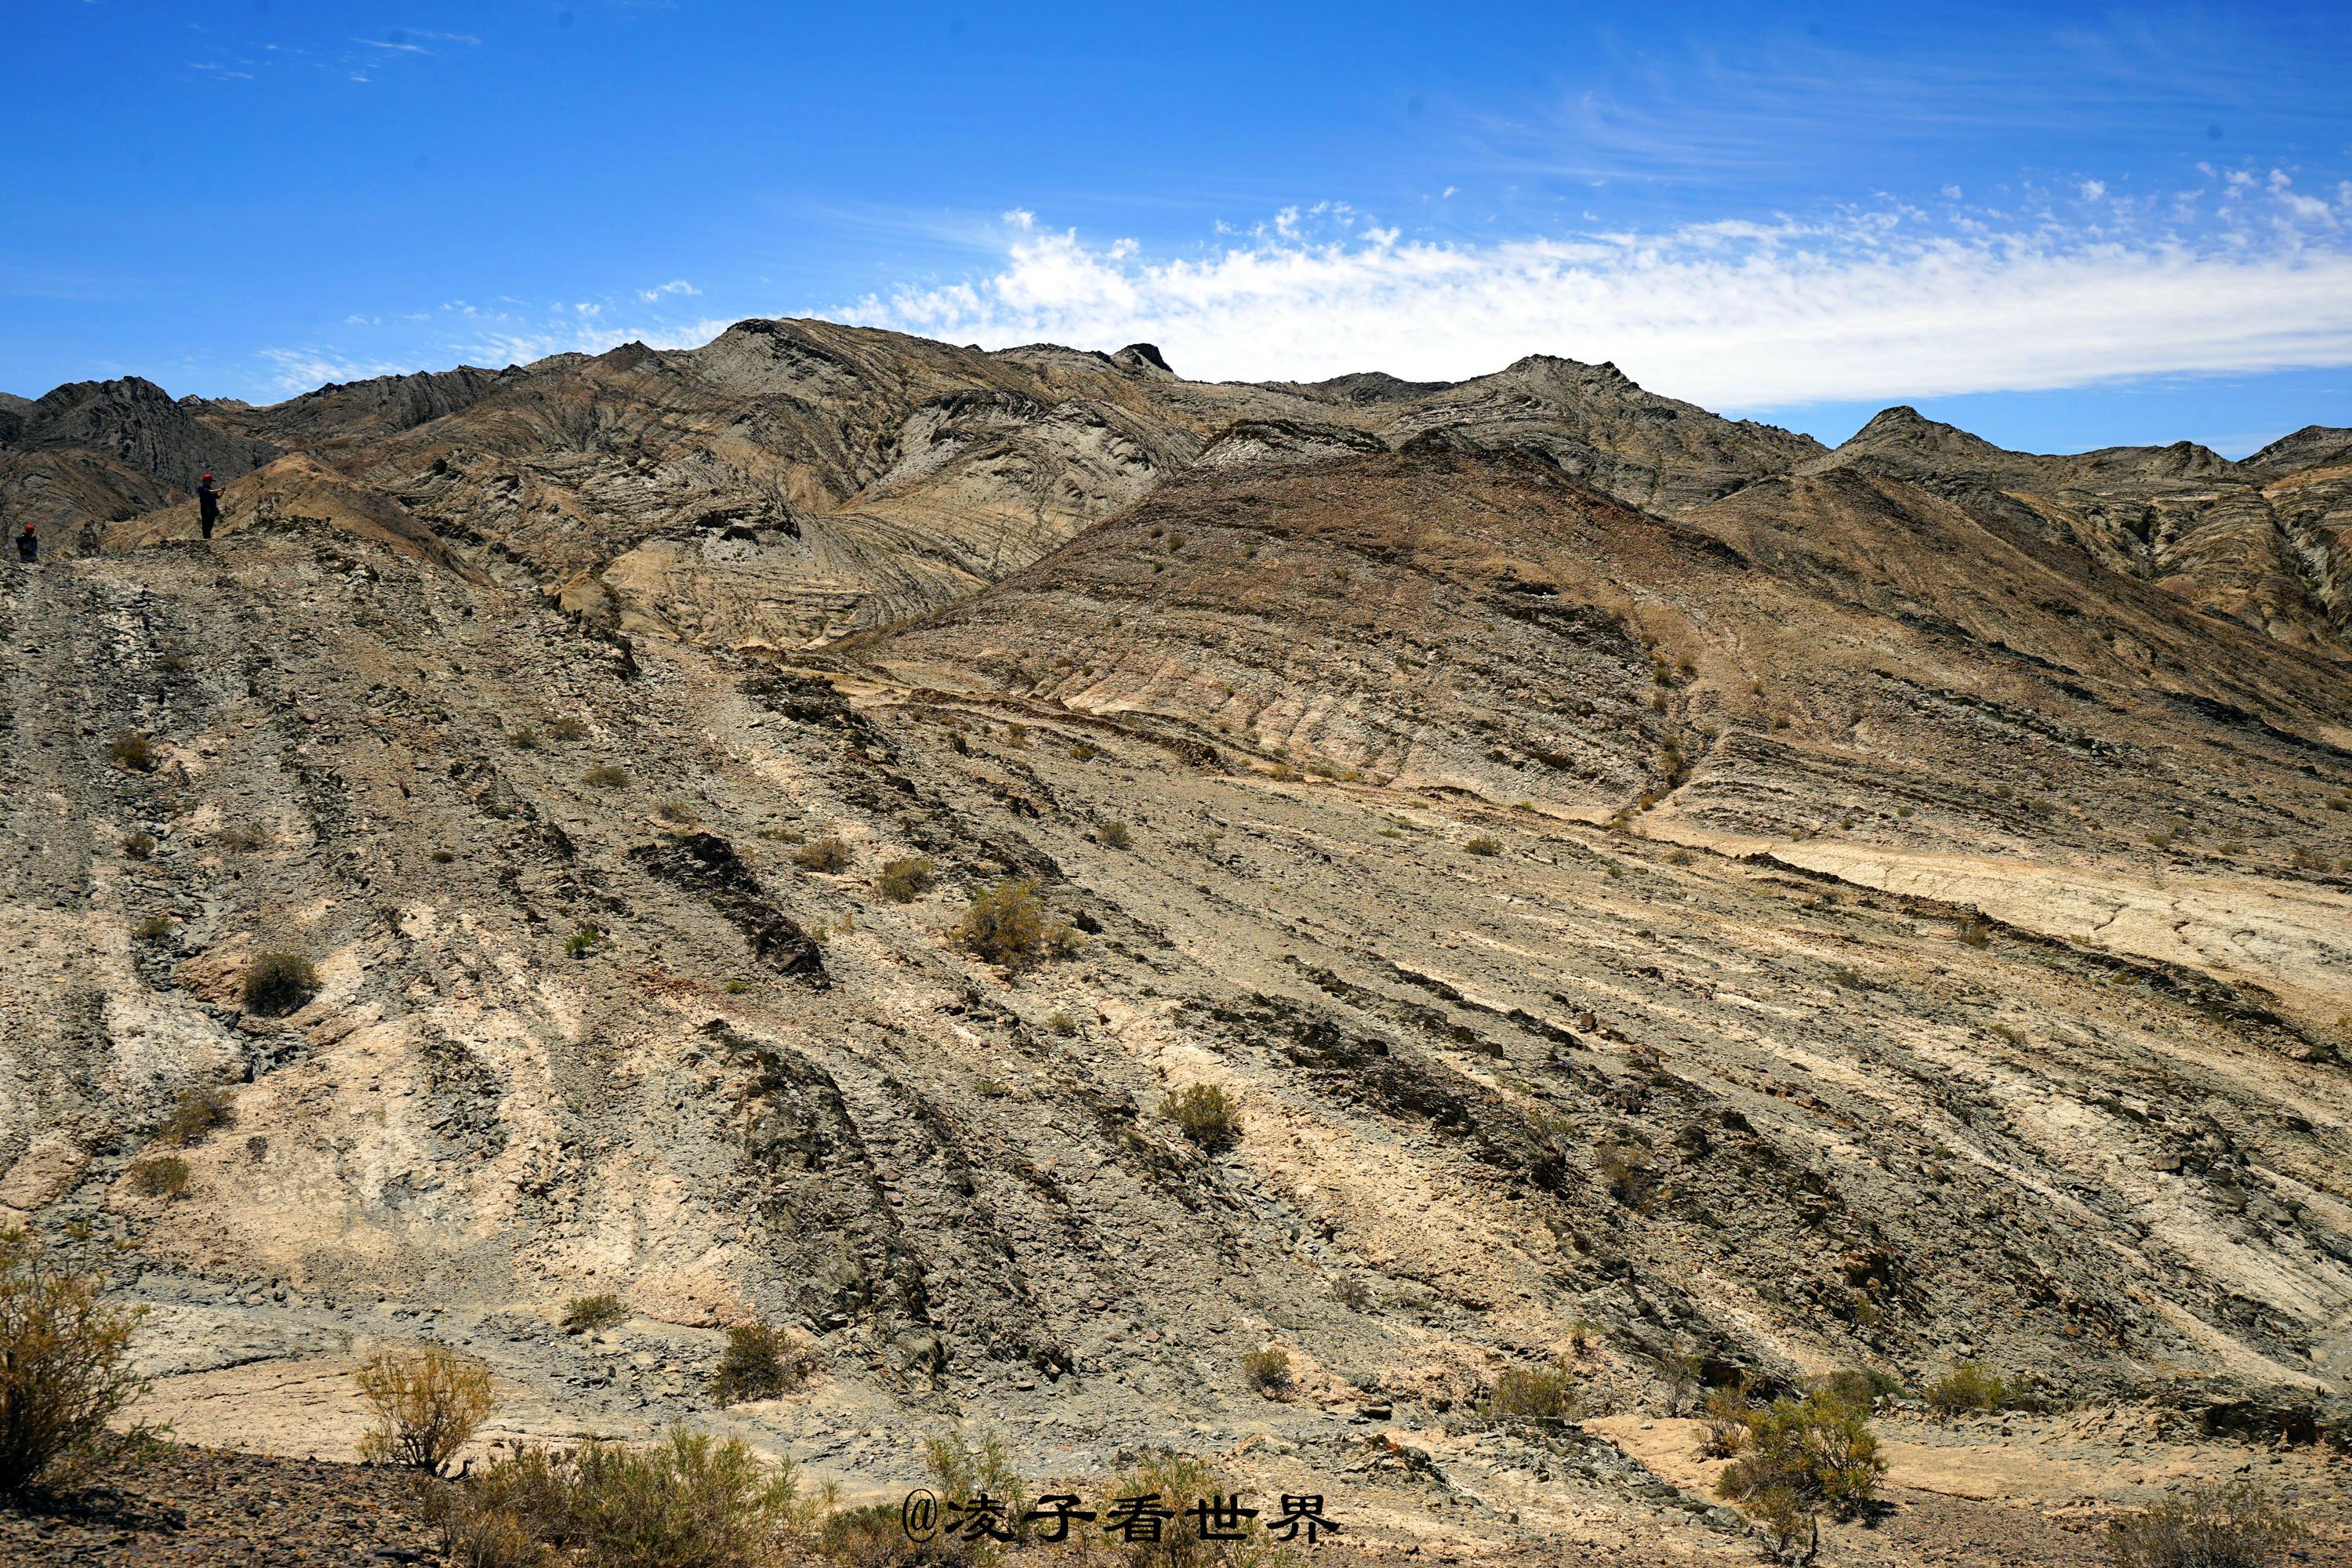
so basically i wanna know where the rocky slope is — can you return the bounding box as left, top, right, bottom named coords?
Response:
left=1, top=321, right=2348, bottom=1563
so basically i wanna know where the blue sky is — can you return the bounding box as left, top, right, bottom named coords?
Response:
left=7, top=2, right=2350, bottom=456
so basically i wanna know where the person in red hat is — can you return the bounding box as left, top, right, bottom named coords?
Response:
left=196, top=474, right=222, bottom=539
left=14, top=518, right=34, bottom=563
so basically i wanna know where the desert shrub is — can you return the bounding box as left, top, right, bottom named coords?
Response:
left=583, top=764, right=631, bottom=788
left=548, top=716, right=590, bottom=742
left=355, top=1347, right=494, bottom=1475
left=1957, top=914, right=1993, bottom=947
left=126, top=1155, right=188, bottom=1198
left=1044, top=1010, right=1078, bottom=1037
left=109, top=732, right=159, bottom=772
left=1922, top=1362, right=2008, bottom=1420
left=431, top=849, right=456, bottom=864
left=123, top=831, right=155, bottom=860
left=506, top=728, right=540, bottom=750
left=216, top=822, right=270, bottom=852
left=1160, top=1083, right=1239, bottom=1151
left=1465, top=835, right=1503, bottom=856
left=1241, top=1347, right=1294, bottom=1399
left=2289, top=845, right=2325, bottom=871
left=433, top=1426, right=819, bottom=1568
left=1096, top=820, right=1134, bottom=849
left=1067, top=742, right=1099, bottom=761
left=2107, top=1479, right=2303, bottom=1568
left=1333, top=1275, right=1373, bottom=1310
left=1665, top=848, right=1693, bottom=866
left=793, top=837, right=851, bottom=873
left=561, top=1293, right=626, bottom=1334
left=956, top=879, right=1077, bottom=969
left=0, top=1231, right=152, bottom=1494
left=1698, top=1386, right=1754, bottom=1458
left=1091, top=1448, right=1249, bottom=1568
left=564, top=924, right=606, bottom=959
left=655, top=800, right=695, bottom=824
left=156, top=1086, right=236, bottom=1147
left=709, top=1323, right=818, bottom=1405
left=1486, top=1357, right=1581, bottom=1426
left=1594, top=1136, right=1658, bottom=1209
left=876, top=857, right=936, bottom=902
left=915, top=1432, right=1033, bottom=1565
left=1811, top=1367, right=1905, bottom=1410
left=1714, top=1391, right=1886, bottom=1561
left=241, top=950, right=320, bottom=1016
left=133, top=914, right=173, bottom=942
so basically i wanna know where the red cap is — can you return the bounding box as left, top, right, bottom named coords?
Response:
left=201, top=474, right=213, bottom=481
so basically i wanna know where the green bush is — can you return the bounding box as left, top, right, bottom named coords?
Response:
left=1465, top=835, right=1503, bottom=856
left=561, top=1293, right=626, bottom=1333
left=1486, top=1357, right=1581, bottom=1426
left=0, top=1230, right=153, bottom=1494
left=1160, top=1083, right=1239, bottom=1151
left=793, top=837, right=852, bottom=873
left=710, top=1323, right=818, bottom=1406
left=564, top=924, right=606, bottom=960
left=1922, top=1362, right=2009, bottom=1420
left=355, top=1347, right=494, bottom=1475
left=1714, top=1392, right=1886, bottom=1560
left=240, top=950, right=320, bottom=1016
left=1241, top=1347, right=1294, bottom=1399
left=156, top=1086, right=236, bottom=1147
left=956, top=879, right=1078, bottom=969
left=875, top=857, right=936, bottom=902
left=2107, top=1479, right=2303, bottom=1568
left=432, top=1426, right=821, bottom=1568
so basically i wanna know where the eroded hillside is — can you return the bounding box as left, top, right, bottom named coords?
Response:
left=1, top=326, right=2348, bottom=1563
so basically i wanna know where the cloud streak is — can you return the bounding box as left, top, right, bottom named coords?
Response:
left=849, top=177, right=2352, bottom=412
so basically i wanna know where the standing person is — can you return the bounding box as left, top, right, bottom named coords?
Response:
left=197, top=474, right=221, bottom=540
left=15, top=520, right=34, bottom=563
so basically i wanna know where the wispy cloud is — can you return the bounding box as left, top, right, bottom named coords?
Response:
left=847, top=172, right=2352, bottom=410
left=637, top=278, right=701, bottom=301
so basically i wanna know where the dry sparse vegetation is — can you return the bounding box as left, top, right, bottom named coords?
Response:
left=2107, top=1479, right=2303, bottom=1568
left=561, top=1293, right=626, bottom=1333
left=583, top=764, right=632, bottom=788
left=793, top=837, right=852, bottom=873
left=430, top=1426, right=822, bottom=1568
left=155, top=1085, right=236, bottom=1147
left=875, top=855, right=935, bottom=902
left=1485, top=1357, right=1581, bottom=1425
left=710, top=1323, right=818, bottom=1406
left=0, top=1231, right=152, bottom=1494
left=1241, top=1346, right=1294, bottom=1398
left=239, top=950, right=320, bottom=1016
left=1160, top=1083, right=1239, bottom=1151
left=956, top=878, right=1079, bottom=969
left=354, top=1347, right=494, bottom=1475
left=108, top=732, right=159, bottom=772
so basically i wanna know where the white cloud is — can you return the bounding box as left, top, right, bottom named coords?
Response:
left=637, top=278, right=701, bottom=302
left=2078, top=180, right=2106, bottom=201
left=848, top=187, right=2352, bottom=410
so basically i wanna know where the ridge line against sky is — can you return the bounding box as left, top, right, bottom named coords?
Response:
left=7, top=0, right=2350, bottom=455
